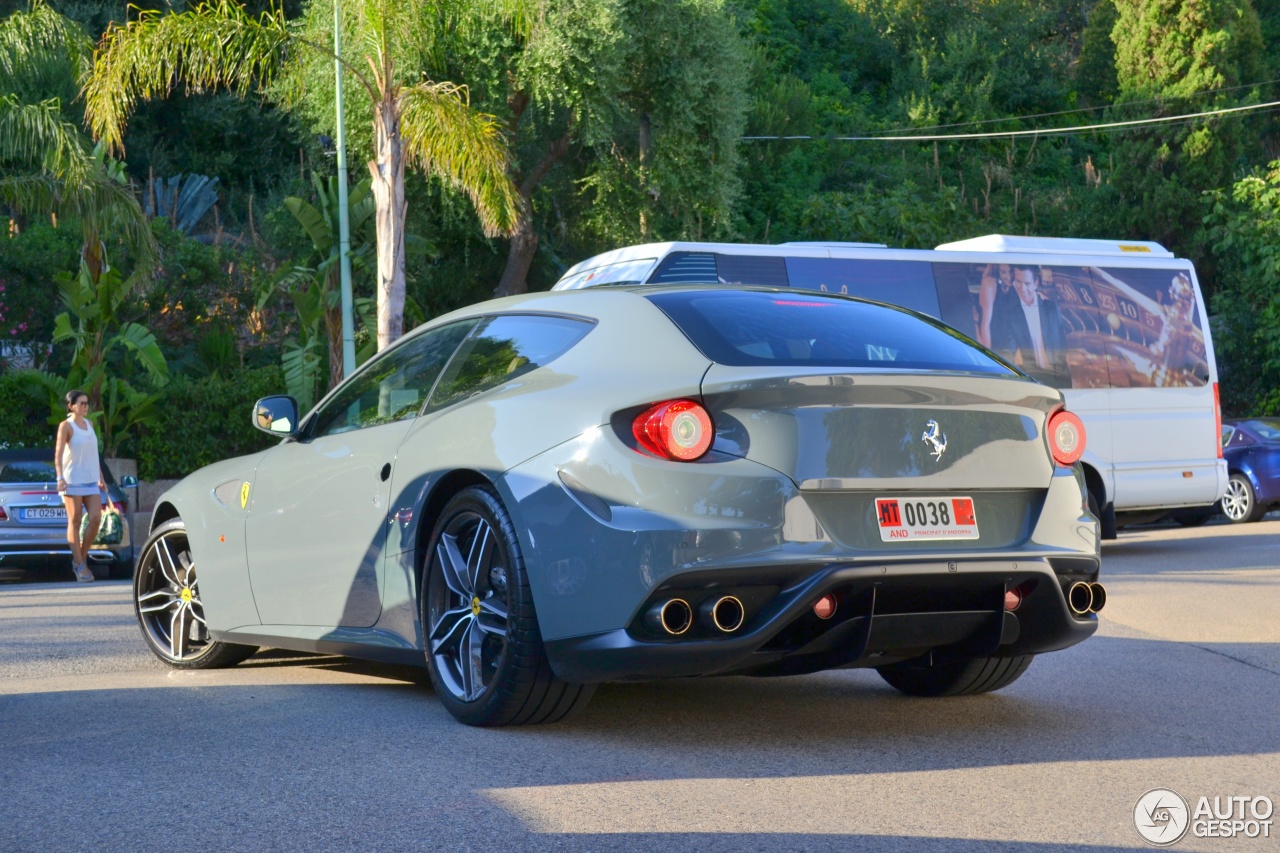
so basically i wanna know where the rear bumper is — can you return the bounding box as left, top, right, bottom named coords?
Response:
left=545, top=557, right=1098, bottom=683
left=0, top=545, right=133, bottom=570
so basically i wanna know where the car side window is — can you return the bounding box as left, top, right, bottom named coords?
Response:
left=1221, top=426, right=1235, bottom=448
left=310, top=320, right=477, bottom=437
left=427, top=314, right=594, bottom=412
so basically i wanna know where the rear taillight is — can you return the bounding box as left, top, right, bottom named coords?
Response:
left=1213, top=382, right=1223, bottom=459
left=1047, top=409, right=1086, bottom=467
left=0, top=506, right=7, bottom=521
left=632, top=399, right=713, bottom=461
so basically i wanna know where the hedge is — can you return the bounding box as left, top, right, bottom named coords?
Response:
left=0, top=372, right=60, bottom=449
left=134, top=366, right=286, bottom=480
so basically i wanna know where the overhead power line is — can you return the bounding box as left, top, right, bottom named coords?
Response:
left=864, top=77, right=1280, bottom=136
left=743, top=99, right=1280, bottom=143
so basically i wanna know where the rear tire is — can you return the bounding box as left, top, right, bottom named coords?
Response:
left=422, top=486, right=595, bottom=726
left=877, top=654, right=1034, bottom=697
left=1221, top=474, right=1265, bottom=524
left=134, top=518, right=258, bottom=669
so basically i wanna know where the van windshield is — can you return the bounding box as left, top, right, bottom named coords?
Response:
left=646, top=289, right=1014, bottom=374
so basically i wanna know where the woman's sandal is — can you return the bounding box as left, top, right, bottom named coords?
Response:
left=74, top=562, right=95, bottom=583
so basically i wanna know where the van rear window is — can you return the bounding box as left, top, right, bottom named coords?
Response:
left=646, top=290, right=1013, bottom=373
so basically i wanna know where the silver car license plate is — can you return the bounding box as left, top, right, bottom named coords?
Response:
left=876, top=497, right=979, bottom=541
left=20, top=506, right=67, bottom=521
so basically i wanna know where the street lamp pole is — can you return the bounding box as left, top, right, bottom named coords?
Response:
left=333, top=0, right=356, bottom=377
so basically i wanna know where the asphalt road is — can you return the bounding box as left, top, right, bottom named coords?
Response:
left=1, top=520, right=1277, bottom=852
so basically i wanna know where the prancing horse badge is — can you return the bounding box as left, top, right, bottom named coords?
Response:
left=922, top=419, right=947, bottom=461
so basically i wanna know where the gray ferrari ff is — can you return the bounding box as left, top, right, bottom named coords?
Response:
left=134, top=285, right=1102, bottom=726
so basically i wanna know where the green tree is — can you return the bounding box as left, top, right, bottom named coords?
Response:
left=1205, top=161, right=1280, bottom=415
left=469, top=0, right=627, bottom=296
left=1076, top=0, right=1119, bottom=107
left=279, top=172, right=379, bottom=389
left=0, top=0, right=155, bottom=291
left=573, top=0, right=750, bottom=249
left=430, top=0, right=748, bottom=296
left=1108, top=0, right=1265, bottom=262
left=50, top=264, right=170, bottom=455
left=83, top=0, right=521, bottom=354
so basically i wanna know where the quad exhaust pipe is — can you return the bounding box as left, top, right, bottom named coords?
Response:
left=700, top=595, right=745, bottom=633
left=645, top=598, right=693, bottom=636
left=1067, top=581, right=1107, bottom=615
left=645, top=595, right=746, bottom=635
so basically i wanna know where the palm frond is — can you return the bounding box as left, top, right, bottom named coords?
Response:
left=83, top=0, right=292, bottom=153
left=434, top=0, right=539, bottom=40
left=0, top=0, right=93, bottom=84
left=0, top=171, right=156, bottom=283
left=0, top=95, right=90, bottom=182
left=398, top=81, right=520, bottom=237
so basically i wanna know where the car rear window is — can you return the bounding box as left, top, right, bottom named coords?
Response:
left=645, top=290, right=1014, bottom=373
left=0, top=461, right=57, bottom=483
left=1244, top=419, right=1280, bottom=440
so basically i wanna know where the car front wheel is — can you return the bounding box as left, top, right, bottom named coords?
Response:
left=877, top=654, right=1034, bottom=697
left=422, top=486, right=594, bottom=726
left=1221, top=474, right=1265, bottom=524
left=133, top=518, right=258, bottom=669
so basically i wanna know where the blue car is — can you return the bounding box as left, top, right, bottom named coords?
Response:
left=1219, top=419, right=1280, bottom=523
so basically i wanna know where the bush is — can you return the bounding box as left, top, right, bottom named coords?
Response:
left=0, top=371, right=60, bottom=449
left=135, top=365, right=286, bottom=480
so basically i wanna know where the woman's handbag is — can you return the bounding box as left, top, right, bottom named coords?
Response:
left=82, top=495, right=124, bottom=545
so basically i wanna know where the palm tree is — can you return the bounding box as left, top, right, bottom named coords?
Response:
left=2, top=0, right=157, bottom=419
left=84, top=0, right=522, bottom=352
left=0, top=0, right=155, bottom=290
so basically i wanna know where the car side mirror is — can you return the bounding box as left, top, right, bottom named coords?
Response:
left=253, top=395, right=300, bottom=437
left=120, top=475, right=138, bottom=488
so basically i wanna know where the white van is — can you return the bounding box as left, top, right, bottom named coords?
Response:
left=552, top=236, right=1228, bottom=537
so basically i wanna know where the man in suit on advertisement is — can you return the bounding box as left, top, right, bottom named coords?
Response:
left=991, top=265, right=1070, bottom=385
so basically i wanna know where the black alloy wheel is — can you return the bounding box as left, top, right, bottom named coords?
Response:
left=133, top=518, right=257, bottom=669
left=422, top=486, right=594, bottom=726
left=877, top=654, right=1034, bottom=697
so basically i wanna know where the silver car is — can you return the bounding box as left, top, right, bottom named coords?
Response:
left=133, top=286, right=1102, bottom=726
left=0, top=450, right=136, bottom=580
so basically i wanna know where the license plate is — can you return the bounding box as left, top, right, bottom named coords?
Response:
left=876, top=497, right=979, bottom=541
left=20, top=506, right=67, bottom=521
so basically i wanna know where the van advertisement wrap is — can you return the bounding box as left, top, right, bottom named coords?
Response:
left=933, top=263, right=1208, bottom=390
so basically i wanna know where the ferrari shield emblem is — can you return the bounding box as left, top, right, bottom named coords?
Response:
left=240, top=482, right=250, bottom=509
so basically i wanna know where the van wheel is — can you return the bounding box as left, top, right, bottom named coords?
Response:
left=1221, top=474, right=1265, bottom=523
left=877, top=654, right=1034, bottom=697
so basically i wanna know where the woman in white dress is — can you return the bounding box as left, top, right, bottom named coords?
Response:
left=54, top=390, right=106, bottom=582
